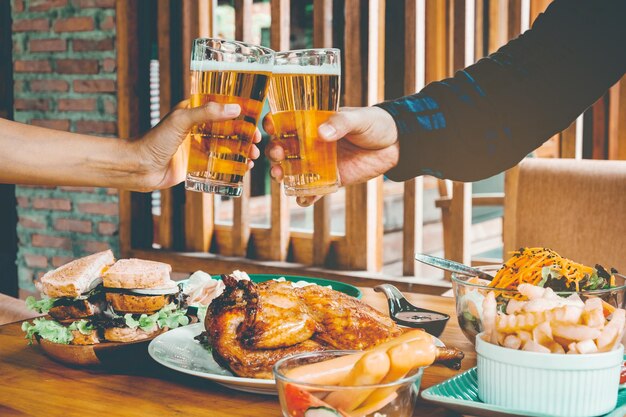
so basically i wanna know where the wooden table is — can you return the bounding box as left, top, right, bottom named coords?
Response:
left=0, top=289, right=476, bottom=417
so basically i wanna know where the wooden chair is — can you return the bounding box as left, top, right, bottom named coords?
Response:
left=0, top=293, right=40, bottom=326
left=438, top=158, right=626, bottom=273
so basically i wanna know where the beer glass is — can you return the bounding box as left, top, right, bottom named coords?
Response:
left=267, top=49, right=341, bottom=197
left=186, top=38, right=274, bottom=196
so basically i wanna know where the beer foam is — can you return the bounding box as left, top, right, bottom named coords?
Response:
left=271, top=64, right=340, bottom=75
left=190, top=60, right=273, bottom=72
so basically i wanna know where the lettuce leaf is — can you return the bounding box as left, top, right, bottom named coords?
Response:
left=25, top=296, right=57, bottom=314
left=67, top=320, right=95, bottom=335
left=123, top=303, right=189, bottom=332
left=21, top=318, right=73, bottom=345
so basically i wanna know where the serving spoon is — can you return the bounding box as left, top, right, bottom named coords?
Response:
left=374, top=284, right=450, bottom=337
left=414, top=253, right=495, bottom=281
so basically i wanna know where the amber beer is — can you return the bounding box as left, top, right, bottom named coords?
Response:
left=268, top=49, right=341, bottom=197
left=186, top=39, right=274, bottom=196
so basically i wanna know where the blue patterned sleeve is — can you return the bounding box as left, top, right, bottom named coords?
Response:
left=376, top=0, right=626, bottom=182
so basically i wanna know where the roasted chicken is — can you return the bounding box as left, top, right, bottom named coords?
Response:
left=206, top=275, right=463, bottom=378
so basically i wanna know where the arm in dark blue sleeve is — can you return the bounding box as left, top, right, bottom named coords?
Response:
left=376, top=0, right=626, bottom=182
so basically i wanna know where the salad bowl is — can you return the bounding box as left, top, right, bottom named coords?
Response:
left=452, top=265, right=626, bottom=343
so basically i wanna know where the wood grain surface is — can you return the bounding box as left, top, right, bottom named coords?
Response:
left=0, top=289, right=476, bottom=417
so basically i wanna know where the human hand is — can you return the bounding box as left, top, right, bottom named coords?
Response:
left=264, top=106, right=399, bottom=206
left=129, top=100, right=262, bottom=191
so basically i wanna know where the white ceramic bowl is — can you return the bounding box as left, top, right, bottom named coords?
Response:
left=476, top=333, right=623, bottom=417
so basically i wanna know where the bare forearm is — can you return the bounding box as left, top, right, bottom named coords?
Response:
left=0, top=118, right=140, bottom=188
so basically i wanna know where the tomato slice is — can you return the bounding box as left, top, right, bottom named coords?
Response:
left=283, top=384, right=346, bottom=417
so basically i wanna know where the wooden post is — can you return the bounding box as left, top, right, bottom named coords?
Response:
left=402, top=0, right=425, bottom=276
left=268, top=0, right=291, bottom=261
left=231, top=0, right=253, bottom=257
left=609, top=78, right=626, bottom=160
left=182, top=0, right=214, bottom=252
left=116, top=0, right=153, bottom=255
left=312, top=0, right=334, bottom=267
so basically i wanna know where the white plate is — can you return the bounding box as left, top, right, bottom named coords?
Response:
left=148, top=323, right=277, bottom=395
left=149, top=322, right=446, bottom=396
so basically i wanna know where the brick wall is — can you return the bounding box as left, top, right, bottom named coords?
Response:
left=11, top=0, right=119, bottom=297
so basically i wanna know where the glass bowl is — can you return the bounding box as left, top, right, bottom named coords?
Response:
left=273, top=350, right=424, bottom=417
left=451, top=266, right=626, bottom=343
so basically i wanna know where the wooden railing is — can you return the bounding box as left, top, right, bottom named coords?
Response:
left=116, top=0, right=626, bottom=291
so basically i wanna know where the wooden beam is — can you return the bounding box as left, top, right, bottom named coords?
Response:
left=402, top=0, right=425, bottom=276
left=488, top=0, right=508, bottom=53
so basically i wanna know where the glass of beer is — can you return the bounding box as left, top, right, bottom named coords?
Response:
left=186, top=38, right=274, bottom=197
left=267, top=49, right=341, bottom=197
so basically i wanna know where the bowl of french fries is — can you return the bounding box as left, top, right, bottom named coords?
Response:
left=452, top=249, right=626, bottom=344
left=475, top=282, right=625, bottom=417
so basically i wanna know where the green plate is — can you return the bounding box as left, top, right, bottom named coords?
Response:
left=245, top=274, right=361, bottom=299
left=422, top=366, right=626, bottom=417
left=179, top=273, right=362, bottom=299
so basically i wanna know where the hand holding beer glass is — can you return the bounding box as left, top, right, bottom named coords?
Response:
left=267, top=49, right=341, bottom=197
left=186, top=38, right=274, bottom=197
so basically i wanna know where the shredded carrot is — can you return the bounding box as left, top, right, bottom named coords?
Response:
left=488, top=247, right=595, bottom=299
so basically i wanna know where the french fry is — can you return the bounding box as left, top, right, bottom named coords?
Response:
left=552, top=323, right=601, bottom=342
left=324, top=351, right=390, bottom=411
left=356, top=338, right=436, bottom=412
left=285, top=330, right=430, bottom=385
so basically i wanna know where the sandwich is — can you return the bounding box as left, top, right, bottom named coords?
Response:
left=22, top=254, right=189, bottom=346
left=22, top=250, right=115, bottom=345
left=99, top=259, right=188, bottom=343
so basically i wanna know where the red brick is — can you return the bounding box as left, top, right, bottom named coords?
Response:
left=54, top=218, right=92, bottom=233
left=24, top=254, right=48, bottom=269
left=75, top=120, right=117, bottom=135
left=13, top=18, right=49, bottom=32
left=52, top=256, right=74, bottom=268
left=53, top=17, right=94, bottom=32
left=13, top=40, right=23, bottom=54
left=77, top=202, right=118, bottom=216
left=13, top=80, right=25, bottom=93
left=30, top=79, right=69, bottom=92
left=106, top=188, right=118, bottom=195
left=16, top=196, right=29, bottom=208
left=32, top=198, right=72, bottom=211
left=58, top=98, right=97, bottom=112
left=73, top=79, right=115, bottom=93
left=31, top=119, right=70, bottom=131
left=97, top=221, right=117, bottom=235
left=103, top=99, right=116, bottom=114
left=101, top=58, right=116, bottom=72
left=14, top=98, right=49, bottom=111
left=29, top=0, right=68, bottom=11
left=36, top=271, right=46, bottom=280
left=73, top=38, right=113, bottom=52
left=74, top=0, right=115, bottom=7
left=81, top=240, right=111, bottom=253
left=14, top=60, right=52, bottom=73
left=14, top=0, right=24, bottom=12
left=100, top=15, right=114, bottom=30
left=29, top=38, right=67, bottom=53
left=56, top=59, right=98, bottom=74
left=19, top=216, right=45, bottom=229
left=32, top=234, right=72, bottom=250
